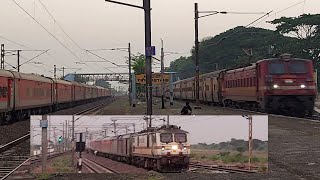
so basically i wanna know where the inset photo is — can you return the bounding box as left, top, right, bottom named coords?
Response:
left=30, top=115, right=268, bottom=174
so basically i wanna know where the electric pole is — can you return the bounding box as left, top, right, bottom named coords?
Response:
left=144, top=0, right=153, bottom=116
left=248, top=115, right=253, bottom=171
left=62, top=67, right=65, bottom=78
left=112, top=119, right=117, bottom=136
left=71, top=115, right=75, bottom=167
left=194, top=3, right=200, bottom=107
left=128, top=42, right=132, bottom=106
left=1, top=44, right=4, bottom=69
left=62, top=122, right=65, bottom=152
left=54, top=65, right=56, bottom=79
left=104, top=0, right=152, bottom=115
left=161, top=39, right=165, bottom=109
left=17, top=50, right=20, bottom=72
left=41, top=115, right=48, bottom=173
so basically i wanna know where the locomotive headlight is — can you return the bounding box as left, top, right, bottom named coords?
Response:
left=273, top=84, right=279, bottom=89
left=161, top=147, right=165, bottom=151
left=300, top=84, right=306, bottom=88
left=171, top=145, right=178, bottom=150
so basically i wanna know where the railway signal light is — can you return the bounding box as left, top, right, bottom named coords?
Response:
left=58, top=136, right=63, bottom=143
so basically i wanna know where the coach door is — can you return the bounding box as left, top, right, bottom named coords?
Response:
left=7, top=79, right=14, bottom=110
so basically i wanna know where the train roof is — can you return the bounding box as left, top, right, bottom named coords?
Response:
left=173, top=76, right=195, bottom=84
left=200, top=69, right=226, bottom=78
left=0, top=69, right=14, bottom=78
left=53, top=79, right=73, bottom=85
left=11, top=71, right=53, bottom=83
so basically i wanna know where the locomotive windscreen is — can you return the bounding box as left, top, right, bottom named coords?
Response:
left=268, top=60, right=307, bottom=74
left=174, top=133, right=187, bottom=143
left=160, top=133, right=173, bottom=143
left=269, top=62, right=285, bottom=74
left=288, top=61, right=307, bottom=73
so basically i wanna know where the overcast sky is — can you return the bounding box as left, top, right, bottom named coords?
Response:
left=1, top=0, right=317, bottom=78
left=30, top=115, right=268, bottom=145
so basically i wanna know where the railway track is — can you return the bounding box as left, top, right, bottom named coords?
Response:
left=189, top=162, right=257, bottom=174
left=0, top=134, right=30, bottom=180
left=77, top=157, right=118, bottom=173
left=75, top=97, right=115, bottom=115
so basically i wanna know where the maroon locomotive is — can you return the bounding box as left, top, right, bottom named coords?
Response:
left=155, top=54, right=316, bottom=116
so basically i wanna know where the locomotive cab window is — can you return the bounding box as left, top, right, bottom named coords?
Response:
left=174, top=133, right=187, bottom=143
left=288, top=61, right=307, bottom=73
left=269, top=62, right=285, bottom=74
left=160, top=133, right=173, bottom=143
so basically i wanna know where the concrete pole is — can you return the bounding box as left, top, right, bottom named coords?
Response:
left=161, top=39, right=165, bottom=109
left=248, top=115, right=253, bottom=170
left=128, top=43, right=132, bottom=106
left=194, top=3, right=200, bottom=106
left=169, top=73, right=173, bottom=105
left=41, top=115, right=48, bottom=173
left=132, top=73, right=136, bottom=107
left=143, top=0, right=153, bottom=116
left=72, top=115, right=75, bottom=167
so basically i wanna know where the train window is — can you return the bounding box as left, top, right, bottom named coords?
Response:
left=288, top=61, right=307, bottom=73
left=160, top=133, right=173, bottom=143
left=174, top=133, right=187, bottom=143
left=250, top=78, right=253, bottom=87
left=0, top=87, right=3, bottom=97
left=253, top=77, right=256, bottom=86
left=269, top=62, right=285, bottom=74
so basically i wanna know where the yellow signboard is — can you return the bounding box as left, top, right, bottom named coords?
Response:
left=136, top=73, right=170, bottom=85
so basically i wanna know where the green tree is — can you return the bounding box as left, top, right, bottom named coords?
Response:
left=132, top=53, right=146, bottom=75
left=269, top=14, right=320, bottom=63
left=170, top=26, right=300, bottom=79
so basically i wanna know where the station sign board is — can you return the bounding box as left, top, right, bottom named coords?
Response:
left=146, top=46, right=156, bottom=56
left=136, top=73, right=170, bottom=85
left=40, top=120, right=48, bottom=128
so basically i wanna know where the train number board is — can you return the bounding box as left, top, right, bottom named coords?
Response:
left=136, top=73, right=170, bottom=85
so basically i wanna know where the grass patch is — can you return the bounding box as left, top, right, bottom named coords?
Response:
left=191, top=150, right=267, bottom=164
left=51, top=156, right=74, bottom=173
left=35, top=173, right=52, bottom=180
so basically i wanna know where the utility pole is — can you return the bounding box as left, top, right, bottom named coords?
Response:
left=112, top=120, right=117, bottom=136
left=248, top=115, right=253, bottom=171
left=104, top=129, right=107, bottom=137
left=1, top=44, right=4, bottom=69
left=66, top=120, right=68, bottom=150
left=41, top=115, right=48, bottom=173
left=54, top=65, right=56, bottom=79
left=62, top=67, right=65, bottom=78
left=194, top=3, right=200, bottom=107
left=167, top=115, right=170, bottom=127
left=161, top=39, right=165, bottom=109
left=125, top=126, right=128, bottom=134
left=17, top=50, right=21, bottom=72
left=71, top=115, right=75, bottom=167
left=133, top=123, right=136, bottom=133
left=62, top=122, right=65, bottom=152
left=52, top=127, right=57, bottom=151
left=128, top=43, right=132, bottom=106
left=144, top=0, right=153, bottom=116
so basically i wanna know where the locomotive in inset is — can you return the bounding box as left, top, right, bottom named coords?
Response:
left=89, top=125, right=190, bottom=172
